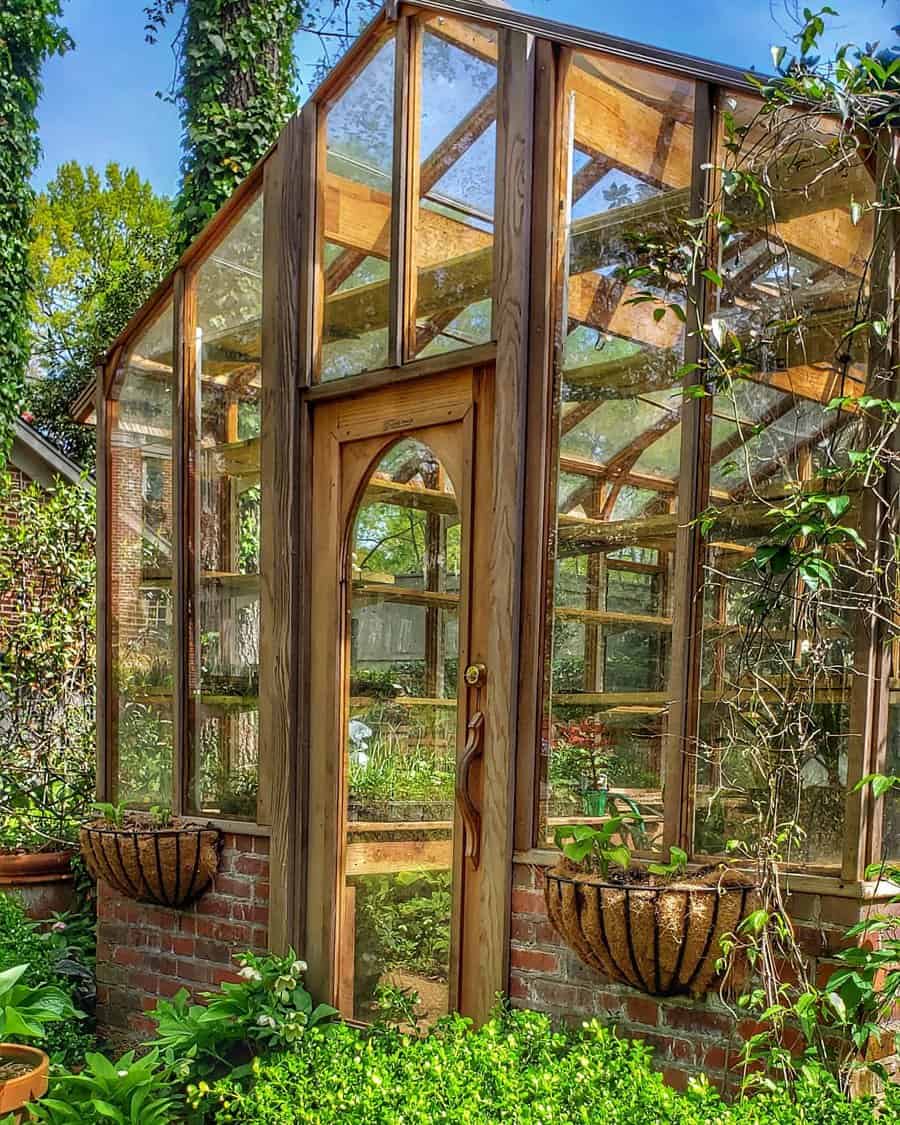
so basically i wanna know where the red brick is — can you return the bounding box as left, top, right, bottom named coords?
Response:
left=509, top=974, right=530, bottom=1001
left=664, top=1006, right=733, bottom=1037
left=511, top=889, right=545, bottom=916
left=625, top=996, right=660, bottom=1027
left=252, top=836, right=270, bottom=855
left=234, top=855, right=268, bottom=877
left=510, top=948, right=559, bottom=974
left=171, top=936, right=195, bottom=957
left=212, top=875, right=254, bottom=900
left=662, top=1066, right=692, bottom=1092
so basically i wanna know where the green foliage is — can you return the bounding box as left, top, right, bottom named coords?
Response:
left=355, top=870, right=451, bottom=983
left=150, top=949, right=338, bottom=1084
left=553, top=818, right=636, bottom=879
left=0, top=893, right=94, bottom=1065
left=0, top=475, right=96, bottom=851
left=145, top=0, right=302, bottom=246
left=197, top=1007, right=900, bottom=1123
left=27, top=162, right=175, bottom=464
left=0, top=963, right=75, bottom=1040
left=0, top=0, right=69, bottom=460
left=28, top=1049, right=182, bottom=1125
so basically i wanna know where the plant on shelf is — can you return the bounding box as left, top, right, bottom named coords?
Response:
left=79, top=805, right=221, bottom=909
left=213, top=767, right=258, bottom=819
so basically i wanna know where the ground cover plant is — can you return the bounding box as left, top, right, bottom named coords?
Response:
left=194, top=1006, right=900, bottom=1124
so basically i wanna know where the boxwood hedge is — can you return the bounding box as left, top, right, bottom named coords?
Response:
left=200, top=1007, right=899, bottom=1124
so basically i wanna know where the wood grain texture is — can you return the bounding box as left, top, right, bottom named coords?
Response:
left=514, top=39, right=566, bottom=852
left=95, top=366, right=111, bottom=801
left=172, top=267, right=193, bottom=818
left=843, top=134, right=899, bottom=879
left=477, top=27, right=535, bottom=1023
left=260, top=112, right=306, bottom=953
left=662, top=81, right=714, bottom=852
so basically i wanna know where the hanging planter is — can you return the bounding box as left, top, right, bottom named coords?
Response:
left=79, top=815, right=222, bottom=909
left=545, top=862, right=759, bottom=997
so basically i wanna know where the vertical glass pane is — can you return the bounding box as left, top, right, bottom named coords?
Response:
left=190, top=195, right=263, bottom=819
left=884, top=704, right=900, bottom=860
left=413, top=16, right=496, bottom=358
left=342, top=439, right=460, bottom=1025
left=321, top=38, right=396, bottom=381
left=110, top=302, right=175, bottom=806
left=542, top=54, right=696, bottom=848
left=692, top=95, right=874, bottom=866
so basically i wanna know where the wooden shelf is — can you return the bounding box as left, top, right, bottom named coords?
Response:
left=201, top=571, right=260, bottom=592
left=349, top=695, right=456, bottom=709
left=353, top=582, right=459, bottom=609
left=205, top=436, right=261, bottom=479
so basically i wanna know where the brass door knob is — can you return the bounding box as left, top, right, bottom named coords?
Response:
left=464, top=663, right=486, bottom=687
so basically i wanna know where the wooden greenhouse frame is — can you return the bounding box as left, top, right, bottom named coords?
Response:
left=91, top=0, right=900, bottom=1027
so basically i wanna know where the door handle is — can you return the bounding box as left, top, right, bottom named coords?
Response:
left=457, top=711, right=484, bottom=869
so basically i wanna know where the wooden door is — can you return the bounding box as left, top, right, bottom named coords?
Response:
left=305, top=367, right=499, bottom=1024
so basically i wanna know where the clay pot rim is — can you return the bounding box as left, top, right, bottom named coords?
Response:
left=0, top=1042, right=49, bottom=1109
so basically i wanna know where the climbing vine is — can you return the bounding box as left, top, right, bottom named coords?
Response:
left=0, top=1, right=70, bottom=460
left=145, top=0, right=303, bottom=246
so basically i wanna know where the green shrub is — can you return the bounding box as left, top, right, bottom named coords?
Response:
left=198, top=1008, right=900, bottom=1123
left=0, top=892, right=94, bottom=1064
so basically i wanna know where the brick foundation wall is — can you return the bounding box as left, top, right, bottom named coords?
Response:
left=96, top=833, right=270, bottom=1038
left=509, top=862, right=895, bottom=1093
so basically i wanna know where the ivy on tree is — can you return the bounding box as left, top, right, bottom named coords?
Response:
left=0, top=1, right=70, bottom=461
left=145, top=0, right=304, bottom=246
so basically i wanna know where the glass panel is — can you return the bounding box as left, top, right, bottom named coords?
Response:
left=321, top=38, right=396, bottom=381
left=342, top=439, right=460, bottom=1025
left=692, top=94, right=874, bottom=866
left=189, top=195, right=263, bottom=819
left=413, top=16, right=496, bottom=358
left=542, top=53, right=696, bottom=848
left=110, top=301, right=175, bottom=806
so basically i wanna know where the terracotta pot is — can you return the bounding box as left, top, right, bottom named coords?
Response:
left=0, top=1044, right=49, bottom=1119
left=0, top=850, right=73, bottom=884
left=79, top=821, right=222, bottom=908
left=544, top=866, right=759, bottom=997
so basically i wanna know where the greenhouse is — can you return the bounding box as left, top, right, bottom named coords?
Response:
left=86, top=0, right=900, bottom=1082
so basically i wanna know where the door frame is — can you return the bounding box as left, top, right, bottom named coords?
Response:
left=304, top=365, right=505, bottom=1023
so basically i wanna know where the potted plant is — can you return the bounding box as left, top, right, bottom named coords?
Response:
left=0, top=964, right=78, bottom=1118
left=79, top=804, right=222, bottom=909
left=545, top=817, right=759, bottom=998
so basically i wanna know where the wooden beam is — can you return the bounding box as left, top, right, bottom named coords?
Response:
left=260, top=111, right=306, bottom=953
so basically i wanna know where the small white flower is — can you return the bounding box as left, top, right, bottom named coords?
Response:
left=292, top=960, right=308, bottom=974
left=238, top=966, right=262, bottom=982
left=117, top=1070, right=128, bottom=1078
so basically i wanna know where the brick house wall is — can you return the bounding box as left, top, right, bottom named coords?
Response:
left=96, top=833, right=269, bottom=1038
left=0, top=467, right=32, bottom=637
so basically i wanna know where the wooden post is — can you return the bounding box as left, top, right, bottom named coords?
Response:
left=95, top=365, right=111, bottom=802
left=844, top=132, right=899, bottom=879
left=513, top=39, right=567, bottom=852
left=478, top=25, right=535, bottom=1019
left=260, top=109, right=308, bottom=953
left=662, top=81, right=715, bottom=852
left=173, top=267, right=195, bottom=818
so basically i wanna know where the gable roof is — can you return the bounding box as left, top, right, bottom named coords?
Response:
left=10, top=419, right=91, bottom=491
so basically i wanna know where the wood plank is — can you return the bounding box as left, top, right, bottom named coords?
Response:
left=555, top=606, right=674, bottom=630
left=95, top=366, right=111, bottom=801
left=345, top=839, right=451, bottom=876
left=363, top=477, right=459, bottom=518
left=353, top=582, right=459, bottom=608
left=515, top=40, right=568, bottom=852
left=173, top=266, right=194, bottom=817
left=260, top=111, right=306, bottom=953
left=474, top=25, right=534, bottom=1026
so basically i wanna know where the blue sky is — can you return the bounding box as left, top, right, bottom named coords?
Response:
left=35, top=0, right=896, bottom=197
